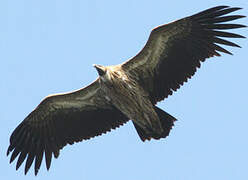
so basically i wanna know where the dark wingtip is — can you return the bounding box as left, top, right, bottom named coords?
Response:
left=46, top=164, right=51, bottom=171
left=45, top=150, right=52, bottom=171
left=24, top=165, right=30, bottom=175
left=239, top=15, right=246, bottom=19
left=192, top=6, right=245, bottom=21
left=16, top=163, right=22, bottom=171
left=7, top=146, right=11, bottom=156
left=9, top=149, right=20, bottom=164
left=191, top=6, right=229, bottom=19
left=212, top=30, right=246, bottom=38
left=226, top=7, right=243, bottom=12
left=35, top=168, right=39, bottom=176
left=16, top=152, right=27, bottom=170
left=233, top=7, right=242, bottom=10
left=24, top=153, right=35, bottom=175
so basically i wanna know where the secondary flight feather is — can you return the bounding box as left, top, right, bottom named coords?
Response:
left=7, top=6, right=246, bottom=175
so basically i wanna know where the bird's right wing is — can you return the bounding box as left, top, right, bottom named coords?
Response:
left=122, top=6, right=245, bottom=104
left=7, top=79, right=129, bottom=175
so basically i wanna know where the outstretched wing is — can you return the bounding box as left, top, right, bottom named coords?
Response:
left=7, top=79, right=128, bottom=175
left=122, top=6, right=246, bottom=104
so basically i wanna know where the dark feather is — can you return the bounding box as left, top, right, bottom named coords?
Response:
left=45, top=145, right=52, bottom=170
left=191, top=6, right=229, bottom=18
left=10, top=149, right=20, bottom=164
left=193, top=7, right=242, bottom=20
left=198, top=15, right=246, bottom=23
left=122, top=6, right=245, bottom=104
left=7, top=5, right=245, bottom=176
left=213, top=37, right=241, bottom=47
left=25, top=149, right=36, bottom=175
left=202, top=23, right=246, bottom=30
left=7, top=80, right=128, bottom=175
left=211, top=30, right=245, bottom=38
left=16, top=151, right=28, bottom=170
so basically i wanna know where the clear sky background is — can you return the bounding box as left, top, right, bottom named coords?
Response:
left=1, top=0, right=247, bottom=180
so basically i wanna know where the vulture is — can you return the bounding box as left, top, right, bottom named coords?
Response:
left=7, top=6, right=246, bottom=175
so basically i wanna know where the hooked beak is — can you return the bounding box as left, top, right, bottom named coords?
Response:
left=93, top=64, right=106, bottom=76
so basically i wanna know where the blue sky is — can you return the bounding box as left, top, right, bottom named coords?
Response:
left=1, top=0, right=247, bottom=179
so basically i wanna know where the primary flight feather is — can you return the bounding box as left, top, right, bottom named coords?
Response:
left=7, top=6, right=246, bottom=175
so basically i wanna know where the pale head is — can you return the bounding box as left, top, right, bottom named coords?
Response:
left=93, top=64, right=107, bottom=76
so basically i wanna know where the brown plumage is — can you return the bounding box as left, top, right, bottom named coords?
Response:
left=7, top=6, right=245, bottom=175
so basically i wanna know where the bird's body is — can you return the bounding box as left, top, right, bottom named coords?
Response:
left=7, top=6, right=246, bottom=175
left=97, top=65, right=164, bottom=135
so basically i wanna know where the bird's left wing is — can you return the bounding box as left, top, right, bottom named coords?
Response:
left=7, top=79, right=128, bottom=175
left=122, top=6, right=246, bottom=104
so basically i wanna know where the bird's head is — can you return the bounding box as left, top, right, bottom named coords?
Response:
left=93, top=64, right=107, bottom=76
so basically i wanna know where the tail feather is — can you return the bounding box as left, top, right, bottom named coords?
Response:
left=134, top=106, right=176, bottom=141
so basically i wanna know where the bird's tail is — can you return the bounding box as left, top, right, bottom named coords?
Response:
left=133, top=106, right=176, bottom=141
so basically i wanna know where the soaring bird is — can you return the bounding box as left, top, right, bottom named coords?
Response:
left=7, top=6, right=245, bottom=175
